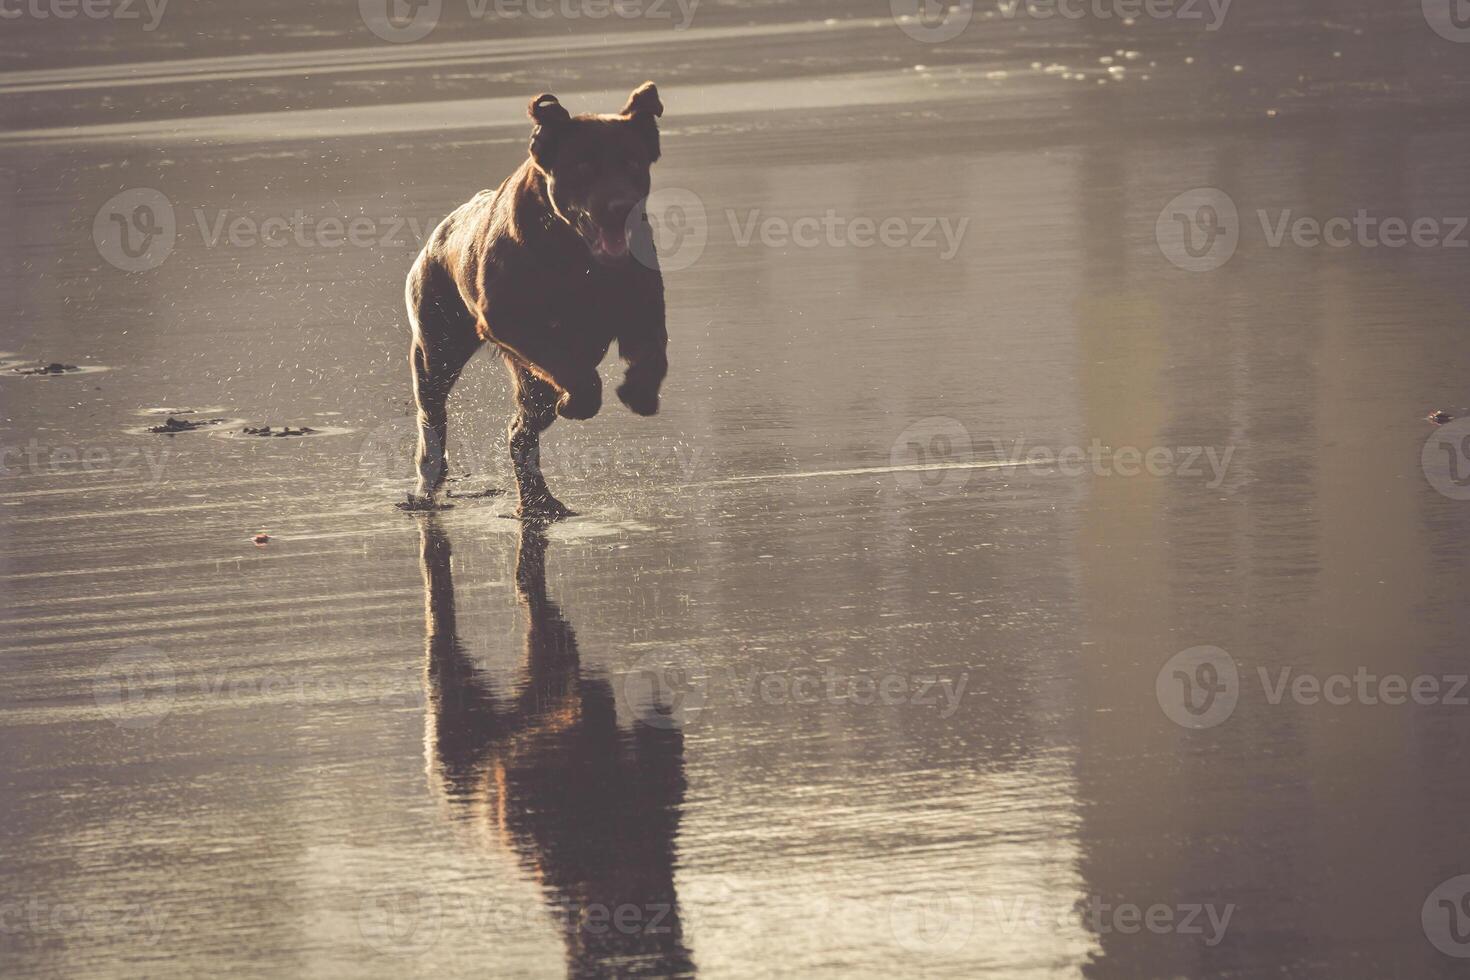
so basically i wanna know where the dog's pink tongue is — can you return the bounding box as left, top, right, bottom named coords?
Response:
left=599, top=229, right=628, bottom=257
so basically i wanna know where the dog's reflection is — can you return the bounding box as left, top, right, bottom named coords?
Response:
left=418, top=518, right=694, bottom=979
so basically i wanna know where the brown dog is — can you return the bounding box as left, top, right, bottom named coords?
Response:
left=403, top=82, right=669, bottom=518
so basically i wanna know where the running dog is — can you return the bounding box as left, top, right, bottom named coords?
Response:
left=403, top=82, right=668, bottom=518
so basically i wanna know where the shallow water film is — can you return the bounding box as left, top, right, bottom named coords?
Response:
left=4, top=2, right=1470, bottom=978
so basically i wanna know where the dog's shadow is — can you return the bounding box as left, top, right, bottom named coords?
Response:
left=417, top=517, right=694, bottom=978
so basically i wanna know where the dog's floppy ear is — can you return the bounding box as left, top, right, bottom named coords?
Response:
left=528, top=93, right=571, bottom=166
left=620, top=81, right=663, bottom=119
left=620, top=81, right=662, bottom=161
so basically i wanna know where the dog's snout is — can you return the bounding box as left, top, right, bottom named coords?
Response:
left=602, top=196, right=638, bottom=226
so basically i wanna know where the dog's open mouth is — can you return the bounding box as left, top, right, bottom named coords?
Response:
left=574, top=213, right=630, bottom=262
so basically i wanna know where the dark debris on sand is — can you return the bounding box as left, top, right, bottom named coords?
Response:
left=13, top=362, right=79, bottom=376
left=148, top=416, right=227, bottom=434
left=242, top=425, right=317, bottom=437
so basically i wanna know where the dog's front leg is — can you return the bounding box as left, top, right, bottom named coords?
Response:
left=479, top=306, right=603, bottom=421
left=613, top=276, right=667, bottom=416
left=616, top=320, right=668, bottom=416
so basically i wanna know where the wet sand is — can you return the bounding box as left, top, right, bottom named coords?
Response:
left=5, top=3, right=1470, bottom=978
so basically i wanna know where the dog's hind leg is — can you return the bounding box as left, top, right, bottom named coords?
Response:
left=407, top=260, right=481, bottom=506
left=506, top=360, right=574, bottom=520
left=410, top=338, right=478, bottom=502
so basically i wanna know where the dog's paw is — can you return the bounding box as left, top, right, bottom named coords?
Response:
left=616, top=381, right=659, bottom=417
left=515, top=494, right=576, bottom=521
left=556, top=380, right=603, bottom=420
left=396, top=493, right=454, bottom=512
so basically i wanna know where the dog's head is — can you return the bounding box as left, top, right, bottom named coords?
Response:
left=527, top=82, right=662, bottom=264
